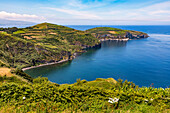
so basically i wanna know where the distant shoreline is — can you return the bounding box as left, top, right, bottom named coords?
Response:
left=100, top=38, right=129, bottom=41
left=22, top=38, right=134, bottom=71
left=22, top=59, right=70, bottom=71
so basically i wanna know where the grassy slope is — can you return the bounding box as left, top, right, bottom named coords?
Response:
left=13, top=23, right=99, bottom=48
left=0, top=32, right=53, bottom=69
left=0, top=23, right=99, bottom=69
left=0, top=77, right=169, bottom=113
left=86, top=27, right=148, bottom=38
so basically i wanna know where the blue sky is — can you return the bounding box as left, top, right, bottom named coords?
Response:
left=0, top=0, right=170, bottom=25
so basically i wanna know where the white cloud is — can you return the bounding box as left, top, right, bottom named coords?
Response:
left=149, top=10, right=170, bottom=15
left=67, top=0, right=88, bottom=9
left=66, top=0, right=116, bottom=9
left=45, top=7, right=101, bottom=19
left=103, top=1, right=170, bottom=22
left=43, top=0, right=170, bottom=25
left=0, top=11, right=46, bottom=22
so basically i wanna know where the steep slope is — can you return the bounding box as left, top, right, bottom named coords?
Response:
left=86, top=27, right=149, bottom=40
left=0, top=32, right=60, bottom=68
left=0, top=23, right=99, bottom=69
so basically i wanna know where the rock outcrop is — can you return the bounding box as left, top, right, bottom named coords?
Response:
left=125, top=32, right=149, bottom=39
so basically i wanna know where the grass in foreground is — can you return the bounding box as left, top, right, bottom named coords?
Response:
left=0, top=76, right=169, bottom=113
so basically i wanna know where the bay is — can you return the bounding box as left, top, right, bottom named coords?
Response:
left=25, top=25, right=170, bottom=88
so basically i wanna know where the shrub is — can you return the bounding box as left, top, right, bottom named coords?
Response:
left=0, top=77, right=169, bottom=112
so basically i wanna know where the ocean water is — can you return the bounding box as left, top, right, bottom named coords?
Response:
left=25, top=25, right=170, bottom=88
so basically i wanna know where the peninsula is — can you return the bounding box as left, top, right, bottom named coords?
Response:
left=0, top=23, right=149, bottom=70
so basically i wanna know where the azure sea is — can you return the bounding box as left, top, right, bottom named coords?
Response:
left=25, top=25, right=170, bottom=88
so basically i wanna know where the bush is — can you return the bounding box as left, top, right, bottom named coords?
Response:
left=33, top=77, right=48, bottom=84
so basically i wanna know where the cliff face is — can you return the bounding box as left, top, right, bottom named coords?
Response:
left=125, top=32, right=149, bottom=39
left=0, top=33, right=73, bottom=68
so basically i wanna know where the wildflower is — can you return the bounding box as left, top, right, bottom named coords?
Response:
left=150, top=98, right=153, bottom=101
left=108, top=100, right=114, bottom=104
left=108, top=97, right=119, bottom=104
left=144, top=99, right=148, bottom=102
left=23, top=97, right=26, bottom=100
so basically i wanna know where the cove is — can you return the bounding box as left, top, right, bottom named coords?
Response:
left=25, top=26, right=170, bottom=88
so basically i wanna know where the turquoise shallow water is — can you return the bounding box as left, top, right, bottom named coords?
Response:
left=25, top=26, right=170, bottom=88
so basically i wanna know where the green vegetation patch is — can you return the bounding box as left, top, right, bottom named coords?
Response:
left=0, top=23, right=100, bottom=69
left=86, top=27, right=148, bottom=39
left=0, top=77, right=169, bottom=113
left=13, top=30, right=25, bottom=34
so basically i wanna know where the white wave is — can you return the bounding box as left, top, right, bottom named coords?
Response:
left=149, top=34, right=170, bottom=37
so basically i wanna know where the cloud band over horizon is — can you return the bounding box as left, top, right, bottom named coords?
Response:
left=0, top=0, right=170, bottom=25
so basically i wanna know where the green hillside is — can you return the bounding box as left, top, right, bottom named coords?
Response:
left=0, top=23, right=99, bottom=69
left=13, top=23, right=99, bottom=47
left=86, top=27, right=149, bottom=39
left=0, top=23, right=149, bottom=69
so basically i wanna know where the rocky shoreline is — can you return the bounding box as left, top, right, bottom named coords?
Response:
left=22, top=59, right=70, bottom=71
left=22, top=34, right=148, bottom=71
left=99, top=38, right=129, bottom=41
left=22, top=43, right=101, bottom=71
left=97, top=32, right=149, bottom=41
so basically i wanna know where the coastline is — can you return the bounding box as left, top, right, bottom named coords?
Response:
left=22, top=38, right=141, bottom=71
left=22, top=59, right=70, bottom=71
left=99, top=38, right=129, bottom=41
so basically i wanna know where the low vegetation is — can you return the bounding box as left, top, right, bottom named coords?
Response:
left=0, top=76, right=169, bottom=113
